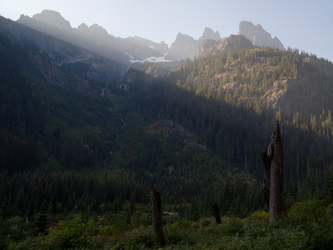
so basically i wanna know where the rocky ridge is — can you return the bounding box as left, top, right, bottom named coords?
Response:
left=15, top=10, right=286, bottom=66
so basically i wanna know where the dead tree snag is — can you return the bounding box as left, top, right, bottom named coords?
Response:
left=261, top=120, right=287, bottom=222
left=151, top=189, right=169, bottom=247
left=213, top=203, right=222, bottom=224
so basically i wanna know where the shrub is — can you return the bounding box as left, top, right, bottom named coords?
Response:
left=288, top=199, right=325, bottom=223
left=48, top=217, right=101, bottom=249
left=246, top=210, right=269, bottom=222
left=221, top=217, right=244, bottom=235
left=113, top=228, right=156, bottom=249
left=287, top=200, right=333, bottom=249
left=49, top=217, right=85, bottom=248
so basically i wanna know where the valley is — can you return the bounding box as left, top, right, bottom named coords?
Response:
left=0, top=9, right=333, bottom=249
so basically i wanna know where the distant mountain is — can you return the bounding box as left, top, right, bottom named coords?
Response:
left=168, top=27, right=222, bottom=60
left=29, top=9, right=72, bottom=31
left=199, top=27, right=221, bottom=43
left=16, top=10, right=226, bottom=65
left=238, top=21, right=284, bottom=50
left=14, top=10, right=287, bottom=67
left=0, top=15, right=125, bottom=83
left=167, top=33, right=198, bottom=61
left=17, top=10, right=170, bottom=65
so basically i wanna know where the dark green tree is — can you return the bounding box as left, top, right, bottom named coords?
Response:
left=34, top=200, right=49, bottom=235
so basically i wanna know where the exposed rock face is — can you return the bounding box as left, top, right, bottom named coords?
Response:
left=196, top=39, right=220, bottom=58
left=216, top=35, right=253, bottom=51
left=255, top=76, right=325, bottom=118
left=196, top=35, right=254, bottom=58
left=238, top=21, right=284, bottom=50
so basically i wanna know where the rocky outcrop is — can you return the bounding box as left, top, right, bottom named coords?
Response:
left=196, top=35, right=254, bottom=58
left=216, top=35, right=253, bottom=51
left=195, top=39, right=220, bottom=58
left=259, top=77, right=324, bottom=117
left=238, top=21, right=284, bottom=50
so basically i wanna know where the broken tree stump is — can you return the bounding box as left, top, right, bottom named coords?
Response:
left=261, top=120, right=287, bottom=222
left=151, top=189, right=169, bottom=247
left=213, top=203, right=222, bottom=224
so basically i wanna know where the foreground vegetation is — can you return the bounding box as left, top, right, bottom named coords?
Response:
left=3, top=200, right=332, bottom=249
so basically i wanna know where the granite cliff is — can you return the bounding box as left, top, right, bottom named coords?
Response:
left=238, top=21, right=284, bottom=50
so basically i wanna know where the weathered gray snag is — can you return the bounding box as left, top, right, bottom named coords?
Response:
left=261, top=120, right=287, bottom=222
left=151, top=189, right=169, bottom=247
left=213, top=203, right=222, bottom=224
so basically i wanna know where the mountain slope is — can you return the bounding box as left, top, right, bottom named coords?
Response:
left=169, top=47, right=333, bottom=120
left=0, top=15, right=125, bottom=83
left=17, top=10, right=172, bottom=65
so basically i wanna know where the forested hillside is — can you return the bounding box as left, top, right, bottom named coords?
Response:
left=166, top=46, right=333, bottom=191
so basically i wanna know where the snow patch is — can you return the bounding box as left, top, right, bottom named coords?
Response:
left=125, top=52, right=134, bottom=59
left=149, top=45, right=155, bottom=49
left=129, top=53, right=171, bottom=64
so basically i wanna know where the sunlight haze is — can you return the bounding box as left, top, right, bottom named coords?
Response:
left=0, top=0, right=332, bottom=61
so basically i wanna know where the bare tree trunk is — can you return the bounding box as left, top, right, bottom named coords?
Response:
left=262, top=179, right=270, bottom=207
left=261, top=120, right=287, bottom=222
left=213, top=203, right=222, bottom=224
left=296, top=153, right=302, bottom=194
left=151, top=189, right=169, bottom=247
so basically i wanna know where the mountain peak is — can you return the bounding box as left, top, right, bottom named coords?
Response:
left=89, top=24, right=108, bottom=35
left=238, top=21, right=284, bottom=50
left=199, top=27, right=221, bottom=43
left=77, top=23, right=89, bottom=31
left=31, top=9, right=72, bottom=31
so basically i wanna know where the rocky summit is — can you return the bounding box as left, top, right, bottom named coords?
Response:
left=238, top=21, right=284, bottom=50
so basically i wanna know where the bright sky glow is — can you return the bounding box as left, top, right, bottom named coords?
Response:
left=0, top=0, right=332, bottom=62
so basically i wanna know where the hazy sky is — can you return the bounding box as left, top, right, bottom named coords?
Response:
left=1, top=0, right=332, bottom=62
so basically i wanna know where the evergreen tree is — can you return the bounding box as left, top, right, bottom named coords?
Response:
left=34, top=201, right=49, bottom=235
